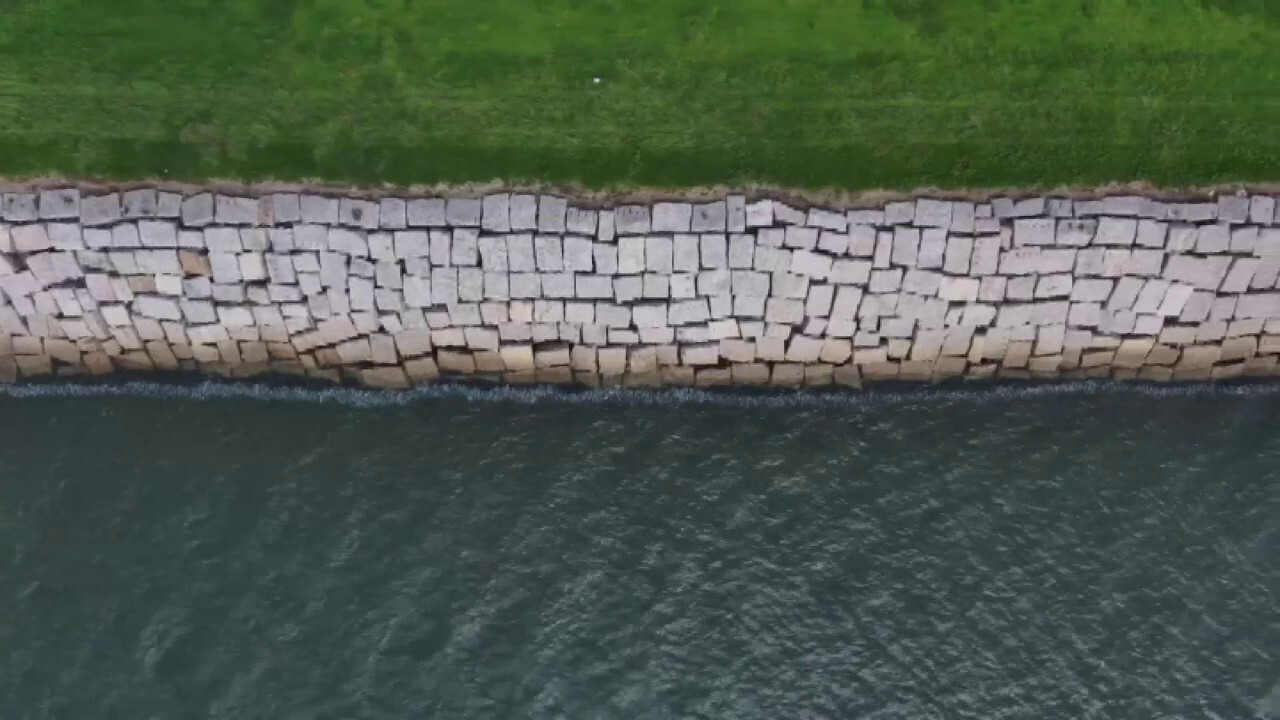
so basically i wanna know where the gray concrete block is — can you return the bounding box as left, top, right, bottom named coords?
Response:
left=913, top=199, right=951, bottom=228
left=428, top=231, right=451, bottom=266
left=783, top=226, right=818, bottom=251
left=506, top=233, right=536, bottom=271
left=614, top=274, right=643, bottom=303
left=509, top=272, right=541, bottom=299
left=80, top=193, right=121, bottom=226
left=1012, top=197, right=1046, bottom=217
left=917, top=229, right=946, bottom=269
left=2, top=193, right=37, bottom=223
left=215, top=195, right=259, bottom=225
left=745, top=200, right=773, bottom=228
left=407, top=198, right=446, bottom=227
left=1102, top=195, right=1143, bottom=216
left=1135, top=219, right=1166, bottom=248
left=566, top=207, right=597, bottom=235
left=1257, top=228, right=1280, bottom=257
left=47, top=223, right=84, bottom=250
left=1095, top=217, right=1137, bottom=246
left=1014, top=218, right=1055, bottom=246
left=1236, top=293, right=1280, bottom=320
left=576, top=274, right=613, bottom=299
left=807, top=207, right=846, bottom=231
left=645, top=235, right=673, bottom=273
left=593, top=242, right=618, bottom=274
left=699, top=233, right=727, bottom=269
left=652, top=202, right=692, bottom=232
left=1217, top=194, right=1250, bottom=224
left=181, top=193, right=215, bottom=227
left=1220, top=257, right=1260, bottom=293
left=122, top=189, right=159, bottom=219
left=938, top=276, right=979, bottom=302
left=726, top=195, right=746, bottom=232
left=38, top=188, right=79, bottom=219
left=728, top=233, right=755, bottom=268
left=1230, top=226, right=1258, bottom=254
left=790, top=249, right=831, bottom=279
left=452, top=229, right=479, bottom=266
left=1047, top=198, right=1073, bottom=218
left=614, top=205, right=650, bottom=234
left=541, top=272, right=575, bottom=299
left=329, top=228, right=368, bottom=257
left=891, top=227, right=919, bottom=267
left=507, top=194, right=536, bottom=231
left=1163, top=254, right=1231, bottom=290
left=445, top=198, right=481, bottom=227
left=1168, top=202, right=1216, bottom=223
left=773, top=202, right=805, bottom=226
left=817, top=230, right=849, bottom=256
left=537, top=195, right=567, bottom=233
left=340, top=198, right=379, bottom=229
left=266, top=193, right=301, bottom=224
left=1054, top=218, right=1094, bottom=247
left=884, top=201, right=914, bottom=225
left=12, top=224, right=51, bottom=252
left=1249, top=195, right=1275, bottom=225
left=597, top=210, right=616, bottom=243
left=1195, top=223, right=1230, bottom=253
left=137, top=220, right=176, bottom=248
left=481, top=194, right=510, bottom=232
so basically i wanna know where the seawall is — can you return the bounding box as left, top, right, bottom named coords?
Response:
left=1, top=186, right=1278, bottom=388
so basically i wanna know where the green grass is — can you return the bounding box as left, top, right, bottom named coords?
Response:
left=0, top=0, right=1275, bottom=190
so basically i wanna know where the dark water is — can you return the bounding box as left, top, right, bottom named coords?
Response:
left=1, top=383, right=1278, bottom=719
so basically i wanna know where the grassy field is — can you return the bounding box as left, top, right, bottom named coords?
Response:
left=0, top=0, right=1275, bottom=190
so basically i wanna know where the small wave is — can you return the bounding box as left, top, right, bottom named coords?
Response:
left=1, top=376, right=1279, bottom=409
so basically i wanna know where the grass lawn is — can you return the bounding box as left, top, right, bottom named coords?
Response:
left=0, top=0, right=1275, bottom=190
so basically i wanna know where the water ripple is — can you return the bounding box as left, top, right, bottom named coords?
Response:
left=0, top=387, right=1275, bottom=718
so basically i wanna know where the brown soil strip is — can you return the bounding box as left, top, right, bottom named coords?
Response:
left=0, top=176, right=1276, bottom=208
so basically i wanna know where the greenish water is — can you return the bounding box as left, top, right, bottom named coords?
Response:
left=1, top=384, right=1277, bottom=719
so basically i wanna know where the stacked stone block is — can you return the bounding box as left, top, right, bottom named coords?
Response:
left=1, top=187, right=1278, bottom=388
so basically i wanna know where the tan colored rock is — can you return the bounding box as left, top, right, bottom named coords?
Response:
left=1001, top=341, right=1033, bottom=368
left=1242, top=355, right=1278, bottom=377
left=143, top=341, right=179, bottom=369
left=660, top=366, right=695, bottom=385
left=860, top=362, right=900, bottom=380
left=694, top=367, right=731, bottom=386
left=1080, top=350, right=1115, bottom=369
left=403, top=357, right=439, bottom=382
left=768, top=363, right=804, bottom=386
left=361, top=367, right=408, bottom=388
left=1145, top=344, right=1180, bottom=366
left=437, top=349, right=475, bottom=373
left=1177, top=345, right=1221, bottom=369
left=82, top=350, right=112, bottom=375
left=44, top=338, right=80, bottom=364
left=497, top=344, right=534, bottom=372
left=628, top=346, right=658, bottom=373
left=1211, top=363, right=1243, bottom=381
left=804, top=364, right=834, bottom=386
left=622, top=369, right=661, bottom=387
left=1113, top=338, right=1154, bottom=369
left=1220, top=336, right=1257, bottom=362
left=1138, top=366, right=1173, bottom=382
left=730, top=363, right=769, bottom=385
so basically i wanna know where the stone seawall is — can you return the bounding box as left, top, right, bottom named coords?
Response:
left=1, top=186, right=1279, bottom=388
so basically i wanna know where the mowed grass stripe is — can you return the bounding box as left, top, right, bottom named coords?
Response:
left=0, top=0, right=1274, bottom=189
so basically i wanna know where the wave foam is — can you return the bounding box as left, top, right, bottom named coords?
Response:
left=1, top=377, right=1278, bottom=408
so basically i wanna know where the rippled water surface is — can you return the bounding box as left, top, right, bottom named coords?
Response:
left=2, top=384, right=1278, bottom=719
